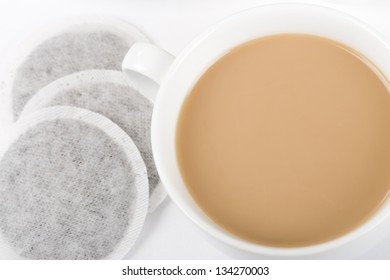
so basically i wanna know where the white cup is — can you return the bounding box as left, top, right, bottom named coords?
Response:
left=122, top=3, right=390, bottom=258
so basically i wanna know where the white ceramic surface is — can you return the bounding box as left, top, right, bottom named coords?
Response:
left=122, top=3, right=390, bottom=257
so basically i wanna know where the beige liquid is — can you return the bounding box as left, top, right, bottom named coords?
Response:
left=176, top=34, right=390, bottom=247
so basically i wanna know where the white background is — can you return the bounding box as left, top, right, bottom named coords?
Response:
left=1, top=0, right=390, bottom=260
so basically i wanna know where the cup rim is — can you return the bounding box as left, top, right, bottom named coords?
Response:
left=152, top=2, right=390, bottom=257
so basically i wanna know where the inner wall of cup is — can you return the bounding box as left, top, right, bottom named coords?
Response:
left=153, top=3, right=390, bottom=255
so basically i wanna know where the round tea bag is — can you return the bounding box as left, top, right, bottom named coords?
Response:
left=0, top=106, right=148, bottom=259
left=21, top=70, right=166, bottom=212
left=1, top=16, right=149, bottom=121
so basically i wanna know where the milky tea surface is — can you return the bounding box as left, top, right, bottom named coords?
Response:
left=176, top=34, right=390, bottom=247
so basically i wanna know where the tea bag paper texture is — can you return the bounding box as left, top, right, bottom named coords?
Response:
left=21, top=70, right=166, bottom=212
left=0, top=106, right=148, bottom=259
left=1, top=17, right=149, bottom=120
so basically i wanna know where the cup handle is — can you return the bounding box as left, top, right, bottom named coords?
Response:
left=122, top=42, right=175, bottom=102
